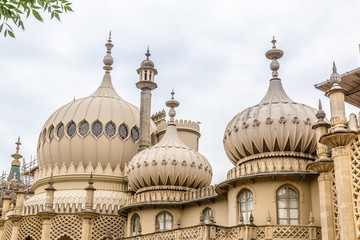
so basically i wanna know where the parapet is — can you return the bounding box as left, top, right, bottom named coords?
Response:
left=156, top=119, right=201, bottom=150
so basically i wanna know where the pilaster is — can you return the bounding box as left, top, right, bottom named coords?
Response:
left=38, top=212, right=56, bottom=240
left=7, top=215, right=21, bottom=240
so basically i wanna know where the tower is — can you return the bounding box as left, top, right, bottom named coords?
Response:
left=136, top=47, right=158, bottom=152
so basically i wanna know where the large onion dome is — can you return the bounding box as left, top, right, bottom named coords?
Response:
left=128, top=91, right=212, bottom=192
left=37, top=35, right=156, bottom=170
left=223, top=38, right=317, bottom=165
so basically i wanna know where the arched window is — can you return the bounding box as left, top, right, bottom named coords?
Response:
left=156, top=211, right=173, bottom=231
left=203, top=207, right=213, bottom=224
left=277, top=185, right=299, bottom=225
left=238, top=189, right=253, bottom=224
left=131, top=214, right=141, bottom=236
left=25, top=237, right=33, bottom=240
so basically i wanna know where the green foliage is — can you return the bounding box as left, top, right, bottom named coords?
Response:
left=0, top=0, right=73, bottom=38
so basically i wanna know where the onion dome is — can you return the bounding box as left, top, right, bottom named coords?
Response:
left=37, top=33, right=156, bottom=170
left=8, top=137, right=22, bottom=182
left=223, top=38, right=317, bottom=165
left=128, top=91, right=212, bottom=192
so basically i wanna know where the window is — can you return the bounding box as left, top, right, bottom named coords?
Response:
left=131, top=214, right=141, bottom=236
left=277, top=185, right=299, bottom=225
left=238, top=189, right=253, bottom=224
left=131, top=126, right=139, bottom=142
left=156, top=212, right=172, bottom=231
left=119, top=123, right=128, bottom=140
left=67, top=121, right=76, bottom=137
left=203, top=207, right=213, bottom=224
left=92, top=121, right=103, bottom=137
left=57, top=123, right=64, bottom=138
left=105, top=122, right=116, bottom=138
left=79, top=120, right=89, bottom=137
left=49, top=125, right=54, bottom=140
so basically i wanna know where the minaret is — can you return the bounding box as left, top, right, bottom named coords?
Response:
left=7, top=137, right=22, bottom=182
left=136, top=47, right=158, bottom=152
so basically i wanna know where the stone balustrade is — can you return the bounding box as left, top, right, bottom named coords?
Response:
left=117, top=224, right=321, bottom=240
left=124, top=185, right=217, bottom=207
left=227, top=157, right=313, bottom=180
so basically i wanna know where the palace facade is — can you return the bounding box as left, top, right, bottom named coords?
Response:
left=0, top=35, right=359, bottom=240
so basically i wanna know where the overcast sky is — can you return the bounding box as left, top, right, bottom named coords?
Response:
left=0, top=0, right=359, bottom=184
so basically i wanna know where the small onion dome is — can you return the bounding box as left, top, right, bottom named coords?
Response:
left=128, top=91, right=212, bottom=191
left=140, top=47, right=155, bottom=67
left=37, top=34, right=156, bottom=171
left=223, top=38, right=317, bottom=165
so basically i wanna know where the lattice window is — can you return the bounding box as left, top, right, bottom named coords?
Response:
left=273, top=226, right=309, bottom=239
left=50, top=215, right=82, bottom=240
left=331, top=169, right=340, bottom=240
left=18, top=216, right=42, bottom=240
left=350, top=136, right=360, bottom=238
left=91, top=216, right=125, bottom=240
left=1, top=220, right=13, bottom=240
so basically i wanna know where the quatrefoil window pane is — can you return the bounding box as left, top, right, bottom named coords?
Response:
left=105, top=122, right=116, bottom=138
left=119, top=124, right=128, bottom=140
left=49, top=126, right=54, bottom=140
left=79, top=121, right=89, bottom=137
left=57, top=123, right=64, bottom=138
left=92, top=121, right=103, bottom=137
left=131, top=126, right=139, bottom=142
left=67, top=122, right=76, bottom=137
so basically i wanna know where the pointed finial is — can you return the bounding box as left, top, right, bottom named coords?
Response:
left=89, top=172, right=94, bottom=186
left=265, top=36, right=284, bottom=78
left=45, top=172, right=56, bottom=191
left=266, top=210, right=271, bottom=225
left=329, top=61, right=341, bottom=84
left=16, top=137, right=21, bottom=153
left=146, top=46, right=151, bottom=60
left=309, top=211, right=314, bottom=225
left=333, top=61, right=337, bottom=73
left=271, top=36, right=276, bottom=49
left=103, top=31, right=114, bottom=73
left=316, top=99, right=326, bottom=121
left=165, top=90, right=180, bottom=124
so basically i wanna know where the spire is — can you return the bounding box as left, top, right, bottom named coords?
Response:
left=265, top=36, right=284, bottom=78
left=165, top=89, right=180, bottom=124
left=146, top=46, right=151, bottom=60
left=316, top=99, right=326, bottom=121
left=259, top=38, right=293, bottom=104
left=103, top=31, right=114, bottom=74
left=329, top=61, right=341, bottom=84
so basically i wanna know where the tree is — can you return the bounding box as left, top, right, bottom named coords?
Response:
left=0, top=0, right=73, bottom=38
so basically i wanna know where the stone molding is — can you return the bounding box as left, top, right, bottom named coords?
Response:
left=33, top=161, right=127, bottom=191
left=156, top=119, right=200, bottom=136
left=320, top=130, right=356, bottom=148
left=227, top=157, right=312, bottom=180
left=124, top=185, right=217, bottom=207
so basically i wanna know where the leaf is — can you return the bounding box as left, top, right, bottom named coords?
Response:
left=0, top=23, right=3, bottom=33
left=32, top=9, right=43, bottom=21
left=8, top=30, right=15, bottom=38
left=54, top=12, right=60, bottom=21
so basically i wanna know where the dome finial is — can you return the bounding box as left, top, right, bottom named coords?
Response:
left=103, top=31, right=114, bottom=74
left=15, top=137, right=21, bottom=153
left=165, top=89, right=180, bottom=124
left=329, top=61, right=341, bottom=84
left=146, top=46, right=151, bottom=60
left=271, top=36, right=276, bottom=49
left=316, top=99, right=326, bottom=121
left=265, top=36, right=284, bottom=78
left=333, top=61, right=337, bottom=73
